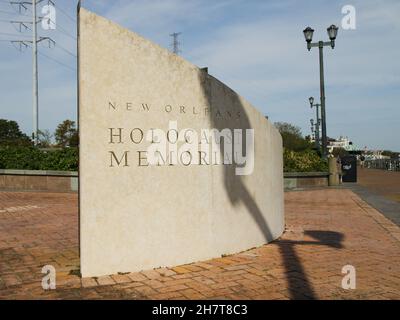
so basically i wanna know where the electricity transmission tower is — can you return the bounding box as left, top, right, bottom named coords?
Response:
left=1, top=0, right=56, bottom=145
left=170, top=32, right=181, bottom=54
left=32, top=0, right=40, bottom=145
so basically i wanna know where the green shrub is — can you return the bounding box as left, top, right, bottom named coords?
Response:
left=0, top=147, right=78, bottom=171
left=0, top=146, right=327, bottom=173
left=283, top=148, right=328, bottom=173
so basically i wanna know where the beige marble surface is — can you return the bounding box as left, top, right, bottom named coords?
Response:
left=79, top=8, right=284, bottom=278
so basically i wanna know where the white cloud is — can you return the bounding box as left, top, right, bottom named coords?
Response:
left=1, top=0, right=399, bottom=150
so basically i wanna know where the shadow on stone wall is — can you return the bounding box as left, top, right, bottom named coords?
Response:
left=198, top=69, right=344, bottom=299
left=198, top=69, right=274, bottom=242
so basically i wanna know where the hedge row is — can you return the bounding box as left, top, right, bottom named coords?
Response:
left=0, top=146, right=327, bottom=173
left=283, top=149, right=328, bottom=173
left=0, top=147, right=78, bottom=171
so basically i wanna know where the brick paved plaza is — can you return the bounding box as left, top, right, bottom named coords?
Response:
left=1, top=187, right=400, bottom=300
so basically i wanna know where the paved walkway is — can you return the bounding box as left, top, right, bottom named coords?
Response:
left=349, top=168, right=400, bottom=227
left=358, top=168, right=400, bottom=203
left=0, top=189, right=400, bottom=300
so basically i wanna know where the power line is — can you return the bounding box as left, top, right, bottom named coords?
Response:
left=0, top=9, right=18, bottom=14
left=1, top=0, right=76, bottom=144
left=43, top=39, right=76, bottom=58
left=0, top=9, right=31, bottom=17
left=0, top=0, right=41, bottom=144
left=0, top=18, right=32, bottom=22
left=54, top=1, right=75, bottom=22
left=54, top=41, right=76, bottom=57
left=2, top=6, right=76, bottom=39
left=0, top=31, right=31, bottom=37
left=38, top=50, right=75, bottom=71
left=45, top=17, right=76, bottom=39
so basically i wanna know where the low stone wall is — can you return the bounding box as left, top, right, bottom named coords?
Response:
left=0, top=170, right=329, bottom=193
left=0, top=170, right=78, bottom=193
left=284, top=172, right=329, bottom=190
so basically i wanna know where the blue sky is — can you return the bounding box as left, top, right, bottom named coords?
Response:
left=0, top=0, right=399, bottom=151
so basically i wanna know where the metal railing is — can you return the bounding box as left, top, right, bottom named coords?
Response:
left=365, top=159, right=400, bottom=171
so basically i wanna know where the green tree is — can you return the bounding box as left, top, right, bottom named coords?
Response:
left=274, top=122, right=312, bottom=152
left=274, top=122, right=302, bottom=137
left=69, top=130, right=79, bottom=147
left=55, top=120, right=77, bottom=148
left=37, top=129, right=53, bottom=148
left=331, top=147, right=349, bottom=158
left=0, top=119, right=31, bottom=146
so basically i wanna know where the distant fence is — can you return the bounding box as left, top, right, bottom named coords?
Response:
left=365, top=159, right=400, bottom=171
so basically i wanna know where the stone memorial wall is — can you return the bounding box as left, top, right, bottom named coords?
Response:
left=79, top=8, right=284, bottom=277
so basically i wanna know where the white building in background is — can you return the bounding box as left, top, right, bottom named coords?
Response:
left=327, top=136, right=393, bottom=161
left=363, top=150, right=390, bottom=161
left=328, top=136, right=356, bottom=153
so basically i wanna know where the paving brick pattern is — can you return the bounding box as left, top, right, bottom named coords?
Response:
left=0, top=189, right=399, bottom=300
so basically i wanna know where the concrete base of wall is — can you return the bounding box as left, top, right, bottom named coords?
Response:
left=0, top=170, right=78, bottom=193
left=0, top=170, right=328, bottom=193
left=284, top=172, right=329, bottom=190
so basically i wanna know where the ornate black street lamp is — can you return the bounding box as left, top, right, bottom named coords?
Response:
left=303, top=25, right=338, bottom=158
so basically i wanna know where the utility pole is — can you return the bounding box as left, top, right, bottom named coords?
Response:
left=3, top=0, right=54, bottom=145
left=2, top=1, right=75, bottom=146
left=32, top=0, right=39, bottom=145
left=170, top=32, right=181, bottom=54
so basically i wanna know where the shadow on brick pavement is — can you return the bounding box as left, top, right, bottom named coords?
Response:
left=0, top=189, right=400, bottom=300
